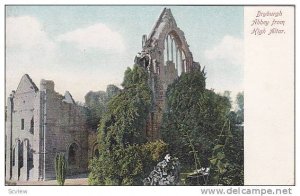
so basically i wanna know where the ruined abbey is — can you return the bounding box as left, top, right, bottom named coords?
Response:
left=5, top=8, right=200, bottom=181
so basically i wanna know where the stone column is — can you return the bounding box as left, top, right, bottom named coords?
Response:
left=5, top=94, right=13, bottom=181
left=175, top=48, right=178, bottom=75
left=184, top=59, right=187, bottom=73
left=179, top=50, right=183, bottom=74
left=186, top=59, right=191, bottom=72
left=171, top=38, right=174, bottom=62
left=32, top=91, right=44, bottom=181
left=12, top=140, right=20, bottom=180
left=22, top=140, right=29, bottom=181
left=166, top=36, right=169, bottom=61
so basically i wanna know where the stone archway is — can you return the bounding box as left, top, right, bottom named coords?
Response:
left=68, top=143, right=80, bottom=169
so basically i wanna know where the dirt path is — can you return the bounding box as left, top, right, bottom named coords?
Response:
left=7, top=173, right=88, bottom=186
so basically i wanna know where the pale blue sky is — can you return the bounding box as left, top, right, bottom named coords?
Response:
left=6, top=6, right=244, bottom=102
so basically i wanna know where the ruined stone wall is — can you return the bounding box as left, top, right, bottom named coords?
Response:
left=6, top=75, right=41, bottom=181
left=41, top=81, right=88, bottom=179
left=138, top=8, right=200, bottom=141
left=88, top=130, right=98, bottom=160
left=6, top=75, right=90, bottom=181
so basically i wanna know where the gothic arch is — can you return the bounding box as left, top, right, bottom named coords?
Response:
left=138, top=8, right=201, bottom=141
left=66, top=142, right=80, bottom=168
left=145, top=8, right=194, bottom=74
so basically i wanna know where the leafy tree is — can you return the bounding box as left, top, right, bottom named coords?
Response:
left=161, top=68, right=231, bottom=171
left=84, top=85, right=121, bottom=129
left=88, top=65, right=167, bottom=185
left=88, top=140, right=167, bottom=185
left=160, top=68, right=243, bottom=185
left=98, top=65, right=152, bottom=149
left=106, top=84, right=121, bottom=99
left=235, top=92, right=244, bottom=124
left=208, top=111, right=244, bottom=185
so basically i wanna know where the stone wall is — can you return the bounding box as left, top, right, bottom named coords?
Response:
left=6, top=75, right=91, bottom=181
left=40, top=80, right=88, bottom=179
left=6, top=74, right=40, bottom=181
left=88, top=130, right=98, bottom=160
left=138, top=8, right=200, bottom=141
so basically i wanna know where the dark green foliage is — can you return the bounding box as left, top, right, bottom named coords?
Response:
left=88, top=65, right=166, bottom=185
left=161, top=68, right=231, bottom=169
left=88, top=140, right=167, bottom=185
left=98, top=65, right=152, bottom=149
left=161, top=68, right=243, bottom=185
left=106, top=84, right=122, bottom=99
left=209, top=118, right=244, bottom=185
left=55, top=153, right=67, bottom=186
left=85, top=85, right=121, bottom=129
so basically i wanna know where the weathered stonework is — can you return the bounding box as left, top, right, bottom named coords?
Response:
left=136, top=8, right=200, bottom=140
left=5, top=8, right=200, bottom=182
left=5, top=75, right=91, bottom=181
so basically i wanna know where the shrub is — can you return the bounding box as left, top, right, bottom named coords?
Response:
left=88, top=140, right=167, bottom=185
left=55, top=153, right=67, bottom=186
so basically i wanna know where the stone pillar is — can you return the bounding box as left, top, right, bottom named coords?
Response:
left=186, top=59, right=189, bottom=72
left=179, top=50, right=183, bottom=74
left=171, top=38, right=174, bottom=62
left=175, top=48, right=178, bottom=75
left=142, top=34, right=147, bottom=48
left=22, top=140, right=29, bottom=181
left=5, top=94, right=14, bottom=181
left=166, top=36, right=169, bottom=61
left=187, top=59, right=191, bottom=72
left=12, top=140, right=20, bottom=180
left=32, top=91, right=45, bottom=181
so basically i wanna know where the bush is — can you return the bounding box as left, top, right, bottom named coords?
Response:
left=161, top=68, right=231, bottom=170
left=88, top=140, right=167, bottom=185
left=55, top=153, right=67, bottom=186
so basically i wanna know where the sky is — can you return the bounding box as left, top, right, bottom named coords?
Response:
left=6, top=6, right=244, bottom=103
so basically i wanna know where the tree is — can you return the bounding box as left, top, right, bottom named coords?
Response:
left=208, top=117, right=244, bottom=185
left=98, top=65, right=152, bottom=149
left=88, top=140, right=167, bottom=185
left=161, top=68, right=231, bottom=171
left=55, top=153, right=67, bottom=186
left=235, top=92, right=244, bottom=124
left=106, top=84, right=121, bottom=99
left=88, top=65, right=167, bottom=185
left=84, top=85, right=121, bottom=129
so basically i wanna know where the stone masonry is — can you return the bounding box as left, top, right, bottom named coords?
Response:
left=5, top=74, right=91, bottom=181
left=135, top=8, right=200, bottom=140
left=5, top=8, right=200, bottom=181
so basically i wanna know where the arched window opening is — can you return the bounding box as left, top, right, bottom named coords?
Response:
left=163, top=32, right=186, bottom=77
left=68, top=143, right=79, bottom=168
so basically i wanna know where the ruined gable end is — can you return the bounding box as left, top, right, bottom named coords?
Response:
left=15, top=74, right=39, bottom=95
left=135, top=8, right=201, bottom=141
